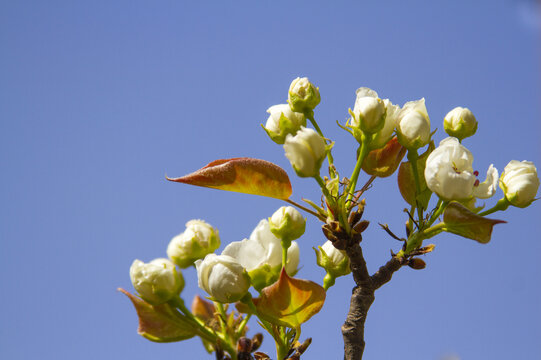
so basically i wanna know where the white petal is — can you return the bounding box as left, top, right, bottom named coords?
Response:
left=473, top=164, right=499, bottom=199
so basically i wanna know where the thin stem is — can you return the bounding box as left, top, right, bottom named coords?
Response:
left=282, top=247, right=288, bottom=269
left=315, top=174, right=333, bottom=201
left=426, top=199, right=449, bottom=227
left=235, top=314, right=251, bottom=338
left=307, top=113, right=335, bottom=172
left=407, top=149, right=424, bottom=226
left=285, top=198, right=324, bottom=220
left=478, top=198, right=510, bottom=217
left=346, top=137, right=370, bottom=203
left=169, top=298, right=216, bottom=343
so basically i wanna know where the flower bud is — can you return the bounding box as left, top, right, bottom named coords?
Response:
left=269, top=206, right=306, bottom=241
left=195, top=254, right=251, bottom=303
left=263, top=104, right=306, bottom=144
left=284, top=127, right=326, bottom=177
left=287, top=77, right=321, bottom=113
left=396, top=98, right=431, bottom=149
left=130, top=258, right=184, bottom=305
left=315, top=241, right=350, bottom=289
left=167, top=220, right=220, bottom=268
left=443, top=107, right=478, bottom=140
left=499, top=160, right=540, bottom=208
left=351, top=90, right=386, bottom=134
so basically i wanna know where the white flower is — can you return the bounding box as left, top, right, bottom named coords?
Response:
left=396, top=98, right=431, bottom=149
left=288, top=77, right=321, bottom=113
left=130, top=258, right=184, bottom=305
left=443, top=106, right=478, bottom=140
left=195, top=254, right=251, bottom=303
left=424, top=137, right=498, bottom=201
left=268, top=206, right=306, bottom=241
left=351, top=87, right=386, bottom=134
left=167, top=220, right=220, bottom=268
left=222, top=219, right=300, bottom=290
left=350, top=88, right=401, bottom=148
left=263, top=104, right=306, bottom=144
left=284, top=127, right=326, bottom=177
left=500, top=160, right=540, bottom=208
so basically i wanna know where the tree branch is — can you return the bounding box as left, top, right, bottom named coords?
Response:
left=342, top=244, right=406, bottom=360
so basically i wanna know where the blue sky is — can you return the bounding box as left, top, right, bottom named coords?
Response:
left=1, top=1, right=539, bottom=359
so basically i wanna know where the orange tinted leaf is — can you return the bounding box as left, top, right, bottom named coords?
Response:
left=119, top=288, right=196, bottom=342
left=167, top=157, right=292, bottom=199
left=362, top=137, right=406, bottom=178
left=442, top=202, right=506, bottom=244
left=253, top=269, right=325, bottom=328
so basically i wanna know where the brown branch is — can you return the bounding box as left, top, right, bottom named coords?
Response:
left=342, top=243, right=406, bottom=360
left=371, top=256, right=407, bottom=290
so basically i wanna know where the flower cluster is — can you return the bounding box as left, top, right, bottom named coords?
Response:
left=123, top=77, right=539, bottom=360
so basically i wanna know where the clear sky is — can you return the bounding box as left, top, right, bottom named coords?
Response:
left=1, top=1, right=540, bottom=359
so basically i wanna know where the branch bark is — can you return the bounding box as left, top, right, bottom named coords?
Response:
left=342, top=244, right=406, bottom=360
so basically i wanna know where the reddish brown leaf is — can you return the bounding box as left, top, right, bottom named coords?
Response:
left=119, top=288, right=196, bottom=342
left=167, top=158, right=292, bottom=199
left=362, top=137, right=406, bottom=178
left=252, top=269, right=325, bottom=328
left=442, top=202, right=506, bottom=243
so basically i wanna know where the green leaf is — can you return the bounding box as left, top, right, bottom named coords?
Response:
left=119, top=288, right=196, bottom=343
left=252, top=269, right=325, bottom=328
left=166, top=157, right=292, bottom=199
left=442, top=202, right=506, bottom=243
left=362, top=137, right=406, bottom=178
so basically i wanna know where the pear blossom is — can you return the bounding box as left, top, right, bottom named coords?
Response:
left=396, top=98, right=431, bottom=149
left=222, top=219, right=300, bottom=290
left=263, top=104, right=306, bottom=144
left=443, top=106, right=478, bottom=140
left=195, top=254, right=251, bottom=303
left=268, top=206, right=306, bottom=241
left=424, top=137, right=498, bottom=201
left=350, top=88, right=386, bottom=134
left=350, top=88, right=401, bottom=148
left=288, top=77, right=320, bottom=113
left=130, top=258, right=184, bottom=305
left=315, top=241, right=350, bottom=278
left=167, top=220, right=220, bottom=268
left=284, top=126, right=326, bottom=177
left=500, top=160, right=540, bottom=208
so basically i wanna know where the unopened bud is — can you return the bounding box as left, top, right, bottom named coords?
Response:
left=408, top=258, right=426, bottom=270
left=443, top=106, right=477, bottom=140
left=130, top=258, right=184, bottom=305
left=167, top=220, right=220, bottom=268
left=288, top=77, right=321, bottom=113
left=269, top=206, right=306, bottom=242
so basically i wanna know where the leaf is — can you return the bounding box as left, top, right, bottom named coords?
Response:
left=362, top=137, right=406, bottom=178
left=252, top=269, right=325, bottom=328
left=167, top=157, right=292, bottom=199
left=119, top=288, right=196, bottom=343
left=397, top=141, right=434, bottom=209
left=442, top=202, right=506, bottom=243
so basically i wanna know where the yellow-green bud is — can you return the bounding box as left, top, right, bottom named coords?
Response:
left=315, top=241, right=351, bottom=289
left=130, top=258, right=184, bottom=305
left=269, top=206, right=306, bottom=242
left=443, top=107, right=478, bottom=140
left=287, top=77, right=321, bottom=113
left=263, top=104, right=306, bottom=144
left=167, top=220, right=220, bottom=268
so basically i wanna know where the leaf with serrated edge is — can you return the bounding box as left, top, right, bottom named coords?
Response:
left=119, top=288, right=196, bottom=343
left=253, top=269, right=325, bottom=328
left=442, top=202, right=506, bottom=243
left=167, top=157, right=292, bottom=199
